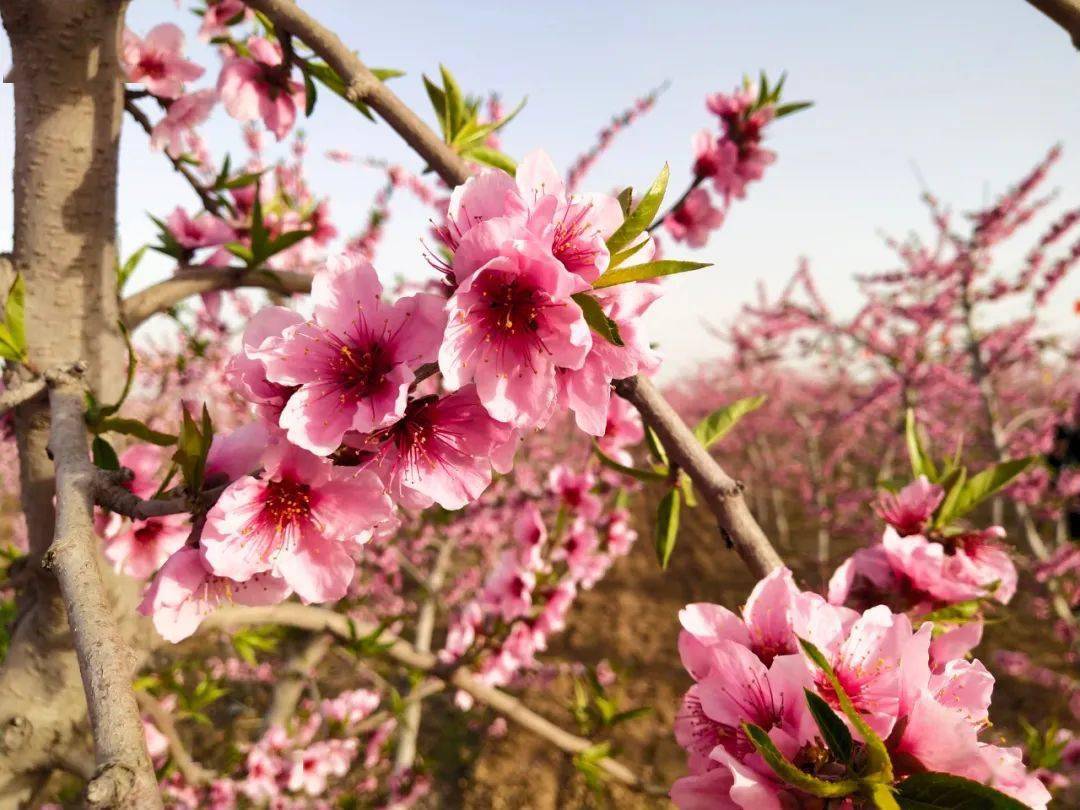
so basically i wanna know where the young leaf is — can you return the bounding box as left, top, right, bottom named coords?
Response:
left=867, top=783, right=901, bottom=810
left=948, top=457, right=1036, bottom=521
left=654, top=488, right=681, bottom=569
left=573, top=293, right=623, bottom=346
left=593, top=259, right=711, bottom=289
left=645, top=425, right=669, bottom=466
left=117, top=245, right=148, bottom=292
left=693, top=395, right=766, bottom=449
left=803, top=688, right=853, bottom=764
left=593, top=442, right=668, bottom=483
left=0, top=274, right=27, bottom=362
left=463, top=145, right=517, bottom=175
left=98, top=417, right=178, bottom=447
left=302, top=65, right=317, bottom=116
left=798, top=637, right=894, bottom=783
left=606, top=164, right=669, bottom=255
left=422, top=74, right=448, bottom=137
left=742, top=722, right=858, bottom=798
left=439, top=64, right=466, bottom=140
left=607, top=235, right=651, bottom=271
left=91, top=436, right=120, bottom=471
left=905, top=409, right=937, bottom=481
left=774, top=101, right=814, bottom=119
left=616, top=187, right=634, bottom=217
left=894, top=772, right=1028, bottom=808
left=932, top=466, right=967, bottom=528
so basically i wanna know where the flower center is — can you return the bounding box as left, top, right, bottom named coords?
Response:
left=331, top=340, right=393, bottom=399
left=261, top=478, right=313, bottom=530
left=484, top=278, right=542, bottom=336
left=138, top=55, right=167, bottom=79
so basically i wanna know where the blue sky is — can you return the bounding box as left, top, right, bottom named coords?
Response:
left=2, top=1, right=1078, bottom=377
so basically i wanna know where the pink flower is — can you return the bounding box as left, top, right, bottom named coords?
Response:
left=664, top=188, right=725, bottom=248
left=139, top=547, right=291, bottom=642
left=217, top=37, right=306, bottom=140
left=351, top=386, right=511, bottom=510
left=200, top=443, right=393, bottom=603
left=199, top=0, right=250, bottom=41
left=547, top=464, right=601, bottom=520
left=205, top=422, right=271, bottom=486
left=881, top=526, right=1017, bottom=605
left=104, top=513, right=189, bottom=580
left=259, top=255, right=445, bottom=455
left=150, top=90, right=217, bottom=158
left=320, top=689, right=380, bottom=727
left=598, top=395, right=644, bottom=457
left=440, top=227, right=592, bottom=428
left=166, top=206, right=236, bottom=250
left=558, top=284, right=661, bottom=434
left=228, top=306, right=305, bottom=423
left=876, top=476, right=944, bottom=536
left=122, top=24, right=204, bottom=99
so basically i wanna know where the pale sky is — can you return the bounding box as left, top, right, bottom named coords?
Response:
left=2, top=1, right=1078, bottom=378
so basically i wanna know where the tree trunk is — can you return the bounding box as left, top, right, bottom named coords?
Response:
left=0, top=2, right=153, bottom=805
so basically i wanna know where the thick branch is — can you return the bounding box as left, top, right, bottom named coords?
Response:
left=92, top=470, right=227, bottom=521
left=1026, top=0, right=1080, bottom=48
left=122, top=266, right=313, bottom=328
left=0, top=377, right=45, bottom=416
left=613, top=376, right=783, bottom=579
left=43, top=369, right=161, bottom=809
left=134, top=692, right=212, bottom=787
left=205, top=604, right=653, bottom=792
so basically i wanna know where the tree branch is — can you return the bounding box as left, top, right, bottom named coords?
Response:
left=1026, top=0, right=1080, bottom=48
left=613, top=375, right=783, bottom=579
left=42, top=366, right=162, bottom=809
left=204, top=603, right=657, bottom=793
left=263, top=633, right=334, bottom=732
left=134, top=692, right=213, bottom=787
left=91, top=469, right=227, bottom=521
left=0, top=376, right=46, bottom=416
left=121, top=266, right=313, bottom=328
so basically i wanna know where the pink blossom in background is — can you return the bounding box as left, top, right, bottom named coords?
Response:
left=200, top=442, right=393, bottom=603
left=121, top=24, right=204, bottom=99
left=198, top=0, right=250, bottom=41
left=103, top=513, right=189, bottom=581
left=150, top=89, right=217, bottom=157
left=217, top=37, right=306, bottom=140
left=258, top=255, right=445, bottom=455
left=664, top=187, right=725, bottom=248
left=165, top=206, right=236, bottom=250
left=139, top=547, right=291, bottom=642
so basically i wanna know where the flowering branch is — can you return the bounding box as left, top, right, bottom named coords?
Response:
left=42, top=365, right=161, bottom=809
left=1027, top=0, right=1080, bottom=47
left=91, top=469, right=227, bottom=521
left=205, top=603, right=657, bottom=793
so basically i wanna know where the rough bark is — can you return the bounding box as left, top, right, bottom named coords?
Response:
left=0, top=2, right=151, bottom=805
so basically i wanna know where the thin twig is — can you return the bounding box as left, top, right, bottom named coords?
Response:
left=135, top=691, right=214, bottom=787
left=263, top=633, right=334, bottom=732
left=43, top=365, right=162, bottom=809
left=204, top=604, right=659, bottom=793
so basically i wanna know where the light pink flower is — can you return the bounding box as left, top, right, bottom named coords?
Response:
left=104, top=513, right=189, bottom=580
left=205, top=422, right=270, bottom=486
left=440, top=227, right=592, bottom=428
left=547, top=464, right=601, bottom=520
left=881, top=526, right=1017, bottom=605
left=150, top=90, right=217, bottom=157
left=122, top=24, right=204, bottom=99
left=139, top=547, right=291, bottom=642
left=260, top=255, right=445, bottom=455
left=200, top=443, right=393, bottom=603
left=352, top=385, right=511, bottom=510
left=664, top=188, right=725, bottom=248
left=166, top=206, right=236, bottom=250
left=598, top=395, right=644, bottom=457
left=876, top=476, right=944, bottom=536
left=228, top=306, right=304, bottom=423
left=217, top=37, right=306, bottom=140
left=199, top=0, right=250, bottom=41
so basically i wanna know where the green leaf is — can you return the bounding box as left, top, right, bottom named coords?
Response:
left=97, top=321, right=137, bottom=420
left=222, top=171, right=264, bottom=190
left=616, top=187, right=634, bottom=217
left=655, top=488, right=681, bottom=569
left=439, top=64, right=466, bottom=140
left=905, top=409, right=937, bottom=481
left=803, top=688, right=853, bottom=764
left=593, top=259, right=711, bottom=289
left=868, top=783, right=901, bottom=810
left=644, top=425, right=668, bottom=466
left=0, top=275, right=27, bottom=362
left=302, top=66, right=317, bottom=116
left=91, top=436, right=120, bottom=471
left=593, top=442, right=668, bottom=483
left=894, top=772, right=1028, bottom=809
left=606, top=164, right=669, bottom=255
left=117, top=245, right=148, bottom=292
left=932, top=466, right=967, bottom=528
left=918, top=599, right=982, bottom=626
left=572, top=293, right=623, bottom=346
left=607, top=235, right=651, bottom=271
left=372, top=67, right=406, bottom=81
left=948, top=457, right=1036, bottom=522
left=775, top=101, right=814, bottom=119
left=249, top=183, right=269, bottom=265
left=693, top=395, right=766, bottom=449
left=798, top=637, right=893, bottom=783
left=742, top=722, right=858, bottom=798
left=268, top=228, right=314, bottom=256
left=422, top=74, right=448, bottom=136
left=306, top=60, right=375, bottom=120
left=172, top=405, right=214, bottom=493
left=98, top=417, right=177, bottom=447
left=463, top=145, right=517, bottom=175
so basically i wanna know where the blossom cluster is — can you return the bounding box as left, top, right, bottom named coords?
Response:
left=671, top=567, right=1050, bottom=809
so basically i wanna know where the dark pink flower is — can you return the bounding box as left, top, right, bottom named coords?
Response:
left=875, top=476, right=944, bottom=536
left=122, top=24, right=204, bottom=99
left=166, top=206, right=236, bottom=250
left=217, top=37, right=305, bottom=140
left=664, top=188, right=725, bottom=248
